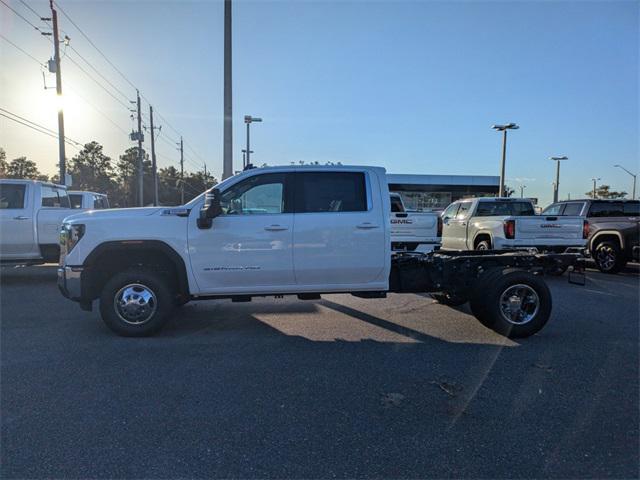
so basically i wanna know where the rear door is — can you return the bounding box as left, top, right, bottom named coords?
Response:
left=292, top=171, right=386, bottom=287
left=0, top=182, right=38, bottom=259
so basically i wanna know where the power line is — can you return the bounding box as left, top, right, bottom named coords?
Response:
left=0, top=107, right=83, bottom=146
left=53, top=0, right=138, bottom=92
left=0, top=110, right=82, bottom=149
left=0, top=33, right=45, bottom=65
left=67, top=44, right=131, bottom=102
left=0, top=0, right=44, bottom=32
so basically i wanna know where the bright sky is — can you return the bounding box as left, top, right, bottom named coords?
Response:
left=1, top=0, right=638, bottom=205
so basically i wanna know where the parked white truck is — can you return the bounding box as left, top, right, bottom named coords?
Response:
left=441, top=197, right=588, bottom=252
left=68, top=191, right=110, bottom=210
left=58, top=166, right=583, bottom=338
left=0, top=179, right=73, bottom=265
left=390, top=193, right=441, bottom=253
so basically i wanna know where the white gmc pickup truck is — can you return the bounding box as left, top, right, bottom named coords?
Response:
left=390, top=193, right=441, bottom=253
left=0, top=179, right=73, bottom=265
left=441, top=197, right=588, bottom=252
left=58, top=166, right=584, bottom=338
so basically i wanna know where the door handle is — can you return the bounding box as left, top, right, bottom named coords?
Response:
left=460, top=222, right=467, bottom=226
left=13, top=216, right=29, bottom=220
left=357, top=223, right=379, bottom=229
left=264, top=225, right=288, bottom=231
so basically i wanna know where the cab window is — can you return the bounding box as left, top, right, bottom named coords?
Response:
left=41, top=186, right=70, bottom=208
left=69, top=194, right=83, bottom=209
left=588, top=202, right=624, bottom=217
left=455, top=201, right=472, bottom=219
left=0, top=184, right=26, bottom=209
left=623, top=202, right=639, bottom=216
left=542, top=204, right=562, bottom=215
left=220, top=173, right=288, bottom=215
left=295, top=172, right=367, bottom=213
left=390, top=195, right=404, bottom=213
left=442, top=202, right=460, bottom=219
left=561, top=202, right=585, bottom=216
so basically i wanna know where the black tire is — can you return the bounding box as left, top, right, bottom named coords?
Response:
left=476, top=239, right=491, bottom=251
left=99, top=268, right=175, bottom=337
left=593, top=241, right=626, bottom=274
left=470, top=269, right=552, bottom=338
left=430, top=292, right=468, bottom=306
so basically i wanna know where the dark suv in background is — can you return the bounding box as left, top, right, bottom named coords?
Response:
left=542, top=199, right=639, bottom=273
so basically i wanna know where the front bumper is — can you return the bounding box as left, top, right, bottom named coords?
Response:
left=57, top=266, right=83, bottom=301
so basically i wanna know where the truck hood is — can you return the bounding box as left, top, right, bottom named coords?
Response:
left=63, top=207, right=165, bottom=224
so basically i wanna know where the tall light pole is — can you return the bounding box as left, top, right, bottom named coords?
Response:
left=614, top=164, right=637, bottom=200
left=591, top=177, right=601, bottom=199
left=520, top=184, right=526, bottom=198
left=222, top=0, right=233, bottom=180
left=492, top=123, right=519, bottom=197
left=550, top=155, right=569, bottom=203
left=244, top=115, right=262, bottom=168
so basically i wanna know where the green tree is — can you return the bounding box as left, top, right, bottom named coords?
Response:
left=6, top=156, right=48, bottom=180
left=116, top=147, right=154, bottom=207
left=0, top=148, right=7, bottom=177
left=585, top=185, right=627, bottom=199
left=69, top=141, right=117, bottom=196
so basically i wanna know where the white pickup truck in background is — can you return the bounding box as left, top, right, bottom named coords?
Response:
left=0, top=179, right=73, bottom=265
left=441, top=197, right=588, bottom=252
left=69, top=191, right=110, bottom=210
left=390, top=193, right=441, bottom=253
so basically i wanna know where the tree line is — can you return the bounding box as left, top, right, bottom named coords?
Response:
left=0, top=142, right=217, bottom=207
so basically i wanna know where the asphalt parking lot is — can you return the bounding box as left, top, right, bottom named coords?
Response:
left=1, top=264, right=638, bottom=479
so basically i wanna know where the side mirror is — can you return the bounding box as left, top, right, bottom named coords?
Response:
left=197, top=188, right=223, bottom=229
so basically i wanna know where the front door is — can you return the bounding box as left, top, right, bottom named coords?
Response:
left=0, top=183, right=37, bottom=259
left=440, top=202, right=460, bottom=249
left=188, top=172, right=295, bottom=294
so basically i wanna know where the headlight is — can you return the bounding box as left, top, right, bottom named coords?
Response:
left=61, top=223, right=85, bottom=253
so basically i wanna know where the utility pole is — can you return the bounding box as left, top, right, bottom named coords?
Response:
left=591, top=177, right=601, bottom=199
left=149, top=106, right=159, bottom=206
left=222, top=0, right=233, bottom=180
left=203, top=163, right=208, bottom=189
left=179, top=137, right=184, bottom=204
left=50, top=0, right=66, bottom=185
left=136, top=90, right=144, bottom=206
left=550, top=156, right=569, bottom=203
left=520, top=185, right=526, bottom=198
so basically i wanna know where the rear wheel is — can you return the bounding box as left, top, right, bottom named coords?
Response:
left=470, top=269, right=552, bottom=338
left=476, top=239, right=491, bottom=251
left=99, top=268, right=175, bottom=337
left=593, top=241, right=626, bottom=274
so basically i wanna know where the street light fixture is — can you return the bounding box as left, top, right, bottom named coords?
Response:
left=244, top=115, right=262, bottom=169
left=591, top=177, right=601, bottom=199
left=614, top=164, right=637, bottom=200
left=549, top=155, right=569, bottom=203
left=492, top=123, right=519, bottom=197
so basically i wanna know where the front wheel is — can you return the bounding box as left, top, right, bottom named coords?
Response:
left=470, top=269, right=552, bottom=338
left=99, top=268, right=175, bottom=337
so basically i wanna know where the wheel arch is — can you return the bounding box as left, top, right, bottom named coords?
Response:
left=82, top=240, right=190, bottom=301
left=589, top=230, right=624, bottom=252
left=473, top=232, right=493, bottom=249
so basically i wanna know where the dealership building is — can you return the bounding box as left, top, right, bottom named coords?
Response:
left=387, top=174, right=500, bottom=211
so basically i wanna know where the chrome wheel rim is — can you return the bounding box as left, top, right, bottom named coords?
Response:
left=499, top=284, right=540, bottom=325
left=114, top=283, right=157, bottom=325
left=596, top=245, right=616, bottom=270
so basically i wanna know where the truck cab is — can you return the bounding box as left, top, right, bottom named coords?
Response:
left=68, top=191, right=110, bottom=210
left=0, top=179, right=73, bottom=264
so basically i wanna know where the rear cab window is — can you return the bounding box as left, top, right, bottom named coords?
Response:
left=69, top=194, right=83, bottom=209
left=295, top=172, right=367, bottom=213
left=0, top=184, right=27, bottom=209
left=475, top=201, right=535, bottom=217
left=560, top=202, right=585, bottom=216
left=390, top=195, right=404, bottom=213
left=623, top=202, right=639, bottom=216
left=542, top=204, right=563, bottom=215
